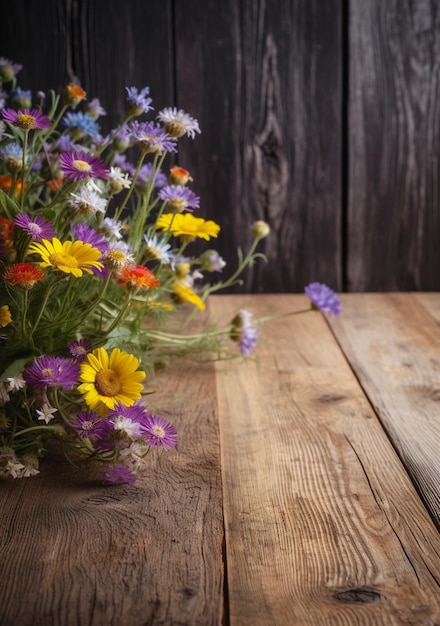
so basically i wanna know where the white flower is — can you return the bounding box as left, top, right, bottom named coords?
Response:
left=5, top=459, right=26, bottom=479
left=6, top=372, right=26, bottom=392
left=100, top=217, right=124, bottom=240
left=70, top=185, right=107, bottom=215
left=144, top=232, right=173, bottom=265
left=157, top=107, right=201, bottom=139
left=109, top=166, right=131, bottom=189
left=111, top=416, right=142, bottom=440
left=36, top=403, right=57, bottom=424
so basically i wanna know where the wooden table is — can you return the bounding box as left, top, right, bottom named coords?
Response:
left=2, top=294, right=440, bottom=625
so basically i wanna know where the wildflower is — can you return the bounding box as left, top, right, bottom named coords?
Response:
left=101, top=241, right=134, bottom=272
left=135, top=162, right=167, bottom=192
left=96, top=415, right=142, bottom=450
left=108, top=166, right=131, bottom=194
left=6, top=373, right=26, bottom=392
left=144, top=232, right=173, bottom=264
left=104, top=464, right=136, bottom=485
left=99, top=217, right=124, bottom=240
left=59, top=151, right=109, bottom=181
left=69, top=338, right=93, bottom=361
left=25, top=355, right=80, bottom=390
left=118, top=265, right=160, bottom=291
left=3, top=262, right=45, bottom=289
left=305, top=282, right=341, bottom=316
left=36, top=403, right=58, bottom=424
left=68, top=185, right=107, bottom=217
left=29, top=237, right=104, bottom=277
left=18, top=455, right=40, bottom=477
left=142, top=414, right=177, bottom=449
left=78, top=347, right=146, bottom=411
left=0, top=57, right=22, bottom=82
left=10, top=87, right=32, bottom=109
left=71, top=224, right=109, bottom=254
left=63, top=82, right=86, bottom=107
left=252, top=220, right=270, bottom=240
left=169, top=166, right=192, bottom=186
left=14, top=213, right=55, bottom=241
left=0, top=175, right=25, bottom=194
left=230, top=310, right=258, bottom=355
left=84, top=97, right=106, bottom=120
left=125, top=86, right=153, bottom=116
left=157, top=107, right=201, bottom=139
left=71, top=410, right=101, bottom=437
left=62, top=111, right=100, bottom=140
left=156, top=212, right=220, bottom=241
left=0, top=304, right=12, bottom=327
left=158, top=185, right=200, bottom=213
left=130, top=121, right=177, bottom=154
left=5, top=458, right=26, bottom=478
left=199, top=250, right=226, bottom=272
left=1, top=108, right=51, bottom=130
left=173, top=284, right=205, bottom=311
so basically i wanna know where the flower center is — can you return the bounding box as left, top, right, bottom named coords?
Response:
left=43, top=368, right=52, bottom=377
left=49, top=252, right=78, bottom=269
left=17, top=114, right=36, bottom=130
left=28, top=223, right=43, bottom=237
left=72, top=159, right=92, bottom=173
left=83, top=420, right=93, bottom=431
left=153, top=425, right=165, bottom=439
left=95, top=368, right=122, bottom=397
left=164, top=120, right=186, bottom=138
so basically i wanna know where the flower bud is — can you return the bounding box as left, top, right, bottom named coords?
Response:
left=6, top=156, right=23, bottom=174
left=252, top=220, right=270, bottom=240
left=169, top=166, right=192, bottom=186
left=63, top=83, right=86, bottom=107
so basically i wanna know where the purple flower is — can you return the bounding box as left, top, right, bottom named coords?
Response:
left=142, top=414, right=177, bottom=450
left=14, top=213, right=55, bottom=241
left=125, top=86, right=153, bottom=115
left=72, top=224, right=109, bottom=254
left=69, top=338, right=92, bottom=361
left=305, top=282, right=341, bottom=316
left=104, top=464, right=136, bottom=485
left=59, top=150, right=110, bottom=181
left=25, top=355, right=80, bottom=390
left=71, top=410, right=101, bottom=437
left=1, top=108, right=51, bottom=130
left=0, top=57, right=22, bottom=82
left=230, top=310, right=258, bottom=355
left=158, top=185, right=200, bottom=212
left=129, top=121, right=177, bottom=154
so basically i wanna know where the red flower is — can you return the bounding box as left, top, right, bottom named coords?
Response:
left=118, top=265, right=160, bottom=291
left=0, top=175, right=25, bottom=194
left=3, top=262, right=45, bottom=288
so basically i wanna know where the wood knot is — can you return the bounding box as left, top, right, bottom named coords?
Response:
left=333, top=588, right=382, bottom=604
left=316, top=394, right=346, bottom=404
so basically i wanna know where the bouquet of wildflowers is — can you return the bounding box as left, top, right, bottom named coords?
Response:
left=0, top=57, right=341, bottom=484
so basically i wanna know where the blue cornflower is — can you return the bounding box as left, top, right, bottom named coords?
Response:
left=125, top=86, right=153, bottom=116
left=62, top=111, right=100, bottom=138
left=0, top=142, right=22, bottom=160
left=305, top=282, right=341, bottom=316
left=10, top=87, right=31, bottom=109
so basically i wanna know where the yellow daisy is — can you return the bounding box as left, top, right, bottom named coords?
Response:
left=156, top=213, right=220, bottom=241
left=173, top=284, right=205, bottom=311
left=0, top=305, right=12, bottom=327
left=78, top=347, right=146, bottom=411
left=28, top=238, right=103, bottom=277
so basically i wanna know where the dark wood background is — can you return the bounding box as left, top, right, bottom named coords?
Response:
left=1, top=0, right=440, bottom=293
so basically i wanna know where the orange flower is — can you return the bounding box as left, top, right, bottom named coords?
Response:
left=118, top=265, right=160, bottom=291
left=63, top=83, right=87, bottom=106
left=47, top=178, right=64, bottom=191
left=0, top=175, right=25, bottom=194
left=3, top=262, right=45, bottom=289
left=169, top=166, right=192, bottom=186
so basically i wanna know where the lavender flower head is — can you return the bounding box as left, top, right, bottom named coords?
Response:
left=304, top=282, right=341, bottom=316
left=15, top=213, right=55, bottom=241
left=230, top=310, right=258, bottom=356
left=25, top=355, right=80, bottom=390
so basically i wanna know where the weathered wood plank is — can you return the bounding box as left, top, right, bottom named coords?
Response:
left=0, top=0, right=174, bottom=135
left=0, top=359, right=224, bottom=626
left=348, top=0, right=440, bottom=290
left=212, top=294, right=440, bottom=625
left=328, top=293, right=440, bottom=529
left=175, top=0, right=342, bottom=293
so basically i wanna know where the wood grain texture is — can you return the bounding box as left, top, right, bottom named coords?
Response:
left=175, top=0, right=342, bottom=293
left=327, top=293, right=440, bottom=529
left=0, top=359, right=224, bottom=626
left=211, top=294, right=440, bottom=625
left=348, top=0, right=440, bottom=291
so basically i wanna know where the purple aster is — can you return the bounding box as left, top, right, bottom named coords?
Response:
left=62, top=111, right=100, bottom=138
left=305, top=282, right=341, bottom=316
left=14, top=213, right=55, bottom=241
left=104, top=464, right=136, bottom=485
left=129, top=121, right=177, bottom=154
left=135, top=163, right=167, bottom=193
left=72, top=224, right=109, bottom=254
left=70, top=410, right=101, bottom=437
left=142, top=414, right=177, bottom=450
left=158, top=185, right=200, bottom=212
left=125, top=86, right=153, bottom=115
left=24, top=355, right=80, bottom=390
left=1, top=108, right=51, bottom=130
left=69, top=338, right=92, bottom=361
left=84, top=98, right=106, bottom=120
left=231, top=310, right=258, bottom=355
left=59, top=150, right=110, bottom=181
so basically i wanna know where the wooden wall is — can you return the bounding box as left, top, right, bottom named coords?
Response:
left=1, top=0, right=440, bottom=293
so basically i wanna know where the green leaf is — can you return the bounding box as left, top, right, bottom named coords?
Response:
left=0, top=358, right=30, bottom=382
left=0, top=189, right=20, bottom=220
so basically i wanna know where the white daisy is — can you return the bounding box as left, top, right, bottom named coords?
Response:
left=157, top=107, right=201, bottom=139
